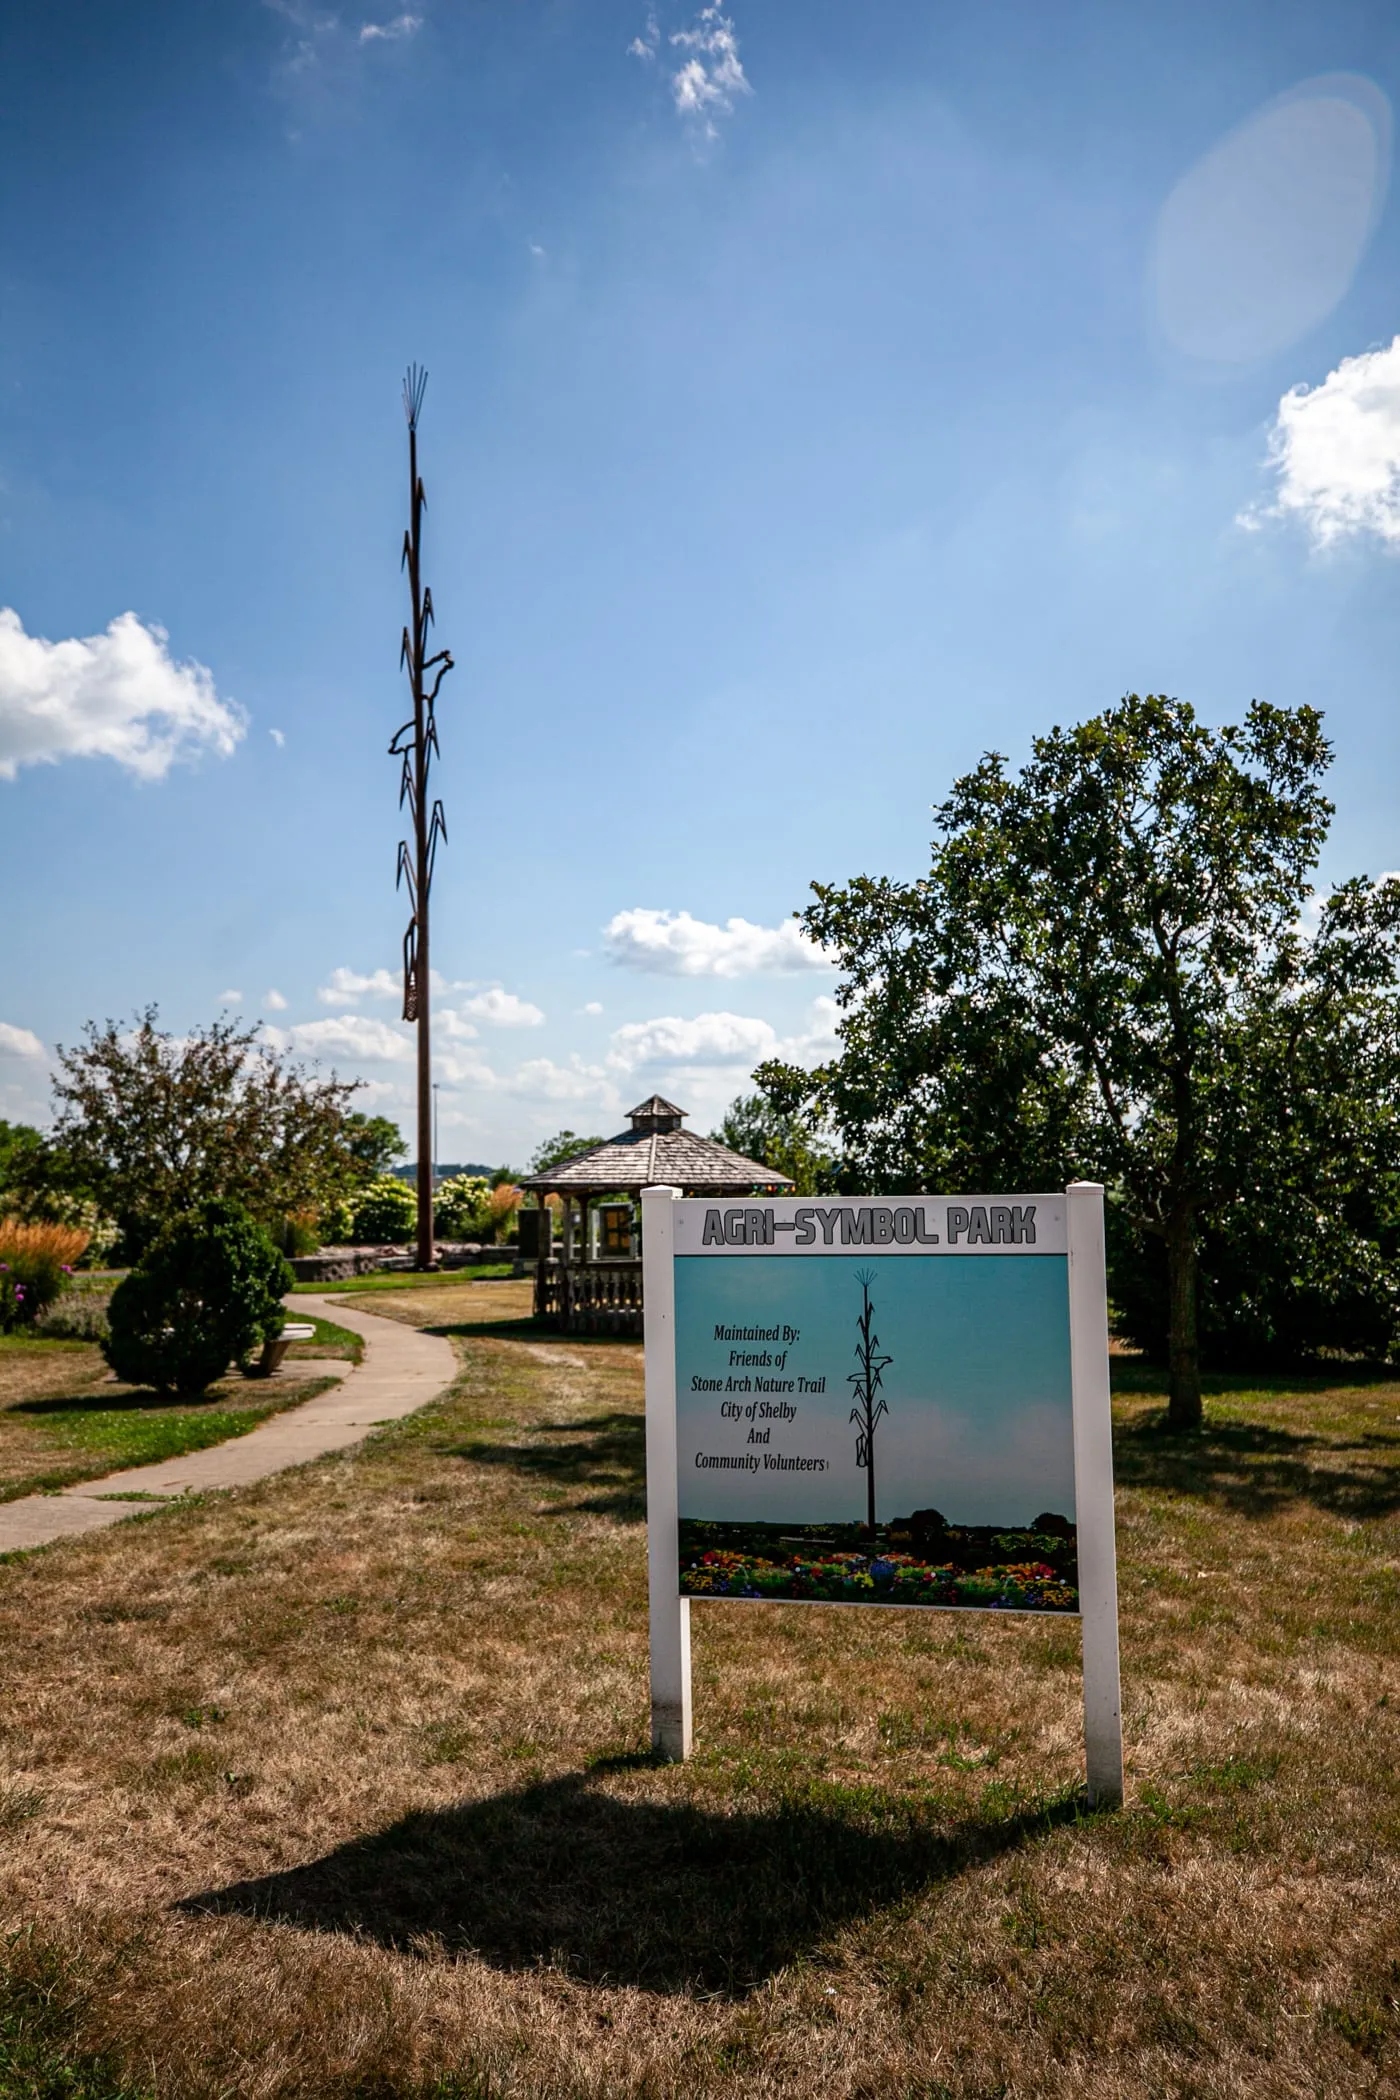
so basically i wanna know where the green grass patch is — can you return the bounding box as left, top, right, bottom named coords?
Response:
left=289, top=1315, right=363, bottom=1360
left=294, top=1263, right=514, bottom=1295
left=0, top=1380, right=336, bottom=1502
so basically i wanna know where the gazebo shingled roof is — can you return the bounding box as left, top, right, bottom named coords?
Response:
left=523, top=1096, right=794, bottom=1195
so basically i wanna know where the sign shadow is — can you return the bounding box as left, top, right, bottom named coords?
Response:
left=177, top=1762, right=1086, bottom=1997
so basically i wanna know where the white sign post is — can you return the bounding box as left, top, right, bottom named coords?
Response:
left=642, top=1181, right=1122, bottom=1806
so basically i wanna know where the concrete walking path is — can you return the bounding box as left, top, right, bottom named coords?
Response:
left=0, top=1294, right=457, bottom=1555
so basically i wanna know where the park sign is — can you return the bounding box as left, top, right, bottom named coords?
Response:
left=642, top=1185, right=1124, bottom=1806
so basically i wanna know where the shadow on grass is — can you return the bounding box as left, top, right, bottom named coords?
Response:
left=423, top=1318, right=641, bottom=1348
left=447, top=1411, right=645, bottom=1517
left=178, top=1763, right=1084, bottom=1995
left=1113, top=1412, right=1400, bottom=1521
left=12, top=1388, right=231, bottom=1417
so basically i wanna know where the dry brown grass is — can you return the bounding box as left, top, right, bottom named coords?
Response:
left=1, top=1288, right=1398, bottom=2097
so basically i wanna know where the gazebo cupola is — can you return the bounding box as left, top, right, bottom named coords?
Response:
left=627, top=1094, right=685, bottom=1134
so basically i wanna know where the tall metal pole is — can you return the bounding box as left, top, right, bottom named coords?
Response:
left=391, top=366, right=452, bottom=1271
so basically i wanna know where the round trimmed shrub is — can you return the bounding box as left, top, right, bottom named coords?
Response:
left=103, top=1201, right=294, bottom=1396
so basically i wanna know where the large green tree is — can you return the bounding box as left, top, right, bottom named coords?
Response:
left=758, top=695, right=1400, bottom=1431
left=53, top=1009, right=360, bottom=1255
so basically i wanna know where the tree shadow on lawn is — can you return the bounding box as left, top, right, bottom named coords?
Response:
left=447, top=1411, right=645, bottom=1519
left=178, top=1761, right=1084, bottom=1995
left=1113, top=1412, right=1400, bottom=1522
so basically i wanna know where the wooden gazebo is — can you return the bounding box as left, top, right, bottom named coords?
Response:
left=521, top=1094, right=793, bottom=1334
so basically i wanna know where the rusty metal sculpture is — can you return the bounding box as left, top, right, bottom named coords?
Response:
left=390, top=364, right=453, bottom=1269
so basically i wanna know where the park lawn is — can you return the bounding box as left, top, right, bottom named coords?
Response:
left=330, top=1275, right=535, bottom=1331
left=0, top=1332, right=354, bottom=1503
left=0, top=1315, right=1398, bottom=2099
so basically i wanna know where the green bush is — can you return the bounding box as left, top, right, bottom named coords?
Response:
left=435, top=1174, right=492, bottom=1240
left=318, top=1194, right=355, bottom=1245
left=350, top=1175, right=418, bottom=1244
left=103, top=1201, right=293, bottom=1396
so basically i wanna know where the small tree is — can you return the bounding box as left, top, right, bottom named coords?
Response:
left=528, top=1130, right=605, bottom=1175
left=53, top=1008, right=359, bottom=1257
left=104, top=1201, right=293, bottom=1396
left=344, top=1113, right=408, bottom=1182
left=848, top=1270, right=892, bottom=1536
left=712, top=1093, right=843, bottom=1195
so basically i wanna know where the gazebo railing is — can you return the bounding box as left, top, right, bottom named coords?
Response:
left=535, top=1259, right=643, bottom=1335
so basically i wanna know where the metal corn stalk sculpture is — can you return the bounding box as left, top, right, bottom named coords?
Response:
left=391, top=365, right=453, bottom=1270
left=848, top=1269, right=893, bottom=1537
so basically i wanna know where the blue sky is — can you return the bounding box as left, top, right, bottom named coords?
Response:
left=675, top=1253, right=1075, bottom=1527
left=3, top=0, right=1399, bottom=1164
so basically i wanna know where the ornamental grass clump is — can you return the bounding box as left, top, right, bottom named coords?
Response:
left=0, top=1218, right=89, bottom=1332
left=103, top=1200, right=293, bottom=1396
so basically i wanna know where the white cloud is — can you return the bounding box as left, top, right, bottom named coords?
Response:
left=0, top=608, right=245, bottom=783
left=668, top=5, right=750, bottom=132
left=359, top=12, right=420, bottom=40
left=459, top=987, right=545, bottom=1028
left=604, top=907, right=832, bottom=977
left=265, top=989, right=288, bottom=1011
left=1248, top=336, right=1400, bottom=548
left=437, top=1008, right=480, bottom=1042
left=630, top=5, right=750, bottom=135
left=607, top=998, right=837, bottom=1076
left=581, top=1001, right=604, bottom=1016
left=269, top=727, right=286, bottom=747
left=269, top=1015, right=414, bottom=1064
left=317, top=965, right=401, bottom=1006
left=506, top=1057, right=619, bottom=1107
left=217, top=990, right=244, bottom=1006
left=0, top=1022, right=45, bottom=1059
left=609, top=1009, right=779, bottom=1071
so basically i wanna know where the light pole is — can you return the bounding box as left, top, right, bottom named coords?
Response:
left=390, top=365, right=453, bottom=1271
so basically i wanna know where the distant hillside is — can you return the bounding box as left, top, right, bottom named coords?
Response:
left=390, top=1161, right=498, bottom=1185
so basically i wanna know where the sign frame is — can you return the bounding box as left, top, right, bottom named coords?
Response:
left=642, top=1181, right=1123, bottom=1806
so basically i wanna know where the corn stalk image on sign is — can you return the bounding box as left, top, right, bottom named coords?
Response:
left=848, top=1269, right=893, bottom=1536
